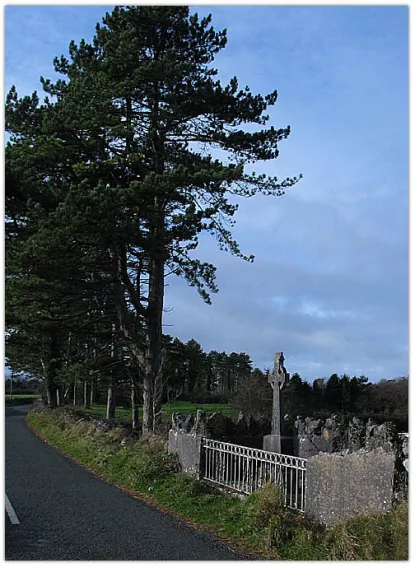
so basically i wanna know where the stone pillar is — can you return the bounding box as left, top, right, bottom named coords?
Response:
left=168, top=410, right=206, bottom=479
left=263, top=352, right=290, bottom=454
left=168, top=430, right=204, bottom=478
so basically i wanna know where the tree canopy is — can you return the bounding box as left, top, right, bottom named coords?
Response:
left=5, top=6, right=301, bottom=430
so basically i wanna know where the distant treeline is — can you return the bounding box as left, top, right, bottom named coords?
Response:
left=4, top=376, right=41, bottom=396
left=282, top=373, right=408, bottom=431
left=6, top=335, right=408, bottom=429
left=230, top=368, right=408, bottom=432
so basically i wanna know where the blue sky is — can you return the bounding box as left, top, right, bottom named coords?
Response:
left=4, top=4, right=409, bottom=382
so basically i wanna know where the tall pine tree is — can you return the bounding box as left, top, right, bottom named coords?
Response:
left=6, top=6, right=300, bottom=430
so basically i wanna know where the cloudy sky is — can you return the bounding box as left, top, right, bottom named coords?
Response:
left=5, top=3, right=408, bottom=382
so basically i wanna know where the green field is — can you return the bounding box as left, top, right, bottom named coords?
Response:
left=5, top=394, right=40, bottom=406
left=3, top=396, right=239, bottom=417
left=80, top=401, right=239, bottom=423
left=5, top=394, right=40, bottom=399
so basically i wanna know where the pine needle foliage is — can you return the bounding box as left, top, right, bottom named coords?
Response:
left=6, top=6, right=301, bottom=429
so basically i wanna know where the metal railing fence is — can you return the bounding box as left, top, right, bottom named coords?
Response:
left=201, top=438, right=307, bottom=512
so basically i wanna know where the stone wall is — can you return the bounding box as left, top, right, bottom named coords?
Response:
left=399, top=432, right=409, bottom=467
left=168, top=410, right=401, bottom=528
left=305, top=448, right=395, bottom=526
left=294, top=415, right=399, bottom=459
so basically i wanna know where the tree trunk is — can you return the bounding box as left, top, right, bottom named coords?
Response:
left=143, top=251, right=165, bottom=433
left=83, top=381, right=90, bottom=408
left=46, top=384, right=58, bottom=409
left=63, top=386, right=70, bottom=403
left=112, top=253, right=147, bottom=429
left=44, top=332, right=61, bottom=409
left=152, top=396, right=162, bottom=433
left=90, top=379, right=95, bottom=406
left=109, top=118, right=165, bottom=430
left=73, top=380, right=77, bottom=406
left=131, top=380, right=139, bottom=431
left=91, top=332, right=98, bottom=406
left=142, top=377, right=154, bottom=433
left=141, top=86, right=165, bottom=433
left=106, top=384, right=116, bottom=420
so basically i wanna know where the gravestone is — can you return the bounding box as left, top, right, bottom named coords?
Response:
left=263, top=351, right=290, bottom=454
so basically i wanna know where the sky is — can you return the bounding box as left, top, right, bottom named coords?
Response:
left=4, top=3, right=409, bottom=383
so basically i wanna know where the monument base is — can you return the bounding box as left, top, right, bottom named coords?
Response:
left=263, top=434, right=281, bottom=454
left=263, top=435, right=293, bottom=455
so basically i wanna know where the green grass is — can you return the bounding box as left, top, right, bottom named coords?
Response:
left=5, top=393, right=40, bottom=399
left=5, top=394, right=40, bottom=406
left=79, top=401, right=239, bottom=423
left=26, top=406, right=408, bottom=561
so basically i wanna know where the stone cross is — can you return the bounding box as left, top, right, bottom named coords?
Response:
left=268, top=352, right=290, bottom=437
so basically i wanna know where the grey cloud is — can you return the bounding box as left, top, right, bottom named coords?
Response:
left=164, top=219, right=407, bottom=382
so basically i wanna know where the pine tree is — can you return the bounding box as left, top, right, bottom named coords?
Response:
left=5, top=6, right=300, bottom=430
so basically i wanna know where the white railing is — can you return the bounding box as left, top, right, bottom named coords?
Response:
left=201, top=438, right=307, bottom=512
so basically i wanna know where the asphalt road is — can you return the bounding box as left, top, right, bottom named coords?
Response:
left=5, top=404, right=255, bottom=560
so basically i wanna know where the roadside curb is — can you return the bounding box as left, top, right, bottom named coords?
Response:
left=24, top=413, right=262, bottom=560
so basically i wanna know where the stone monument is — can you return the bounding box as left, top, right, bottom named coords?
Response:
left=263, top=352, right=290, bottom=454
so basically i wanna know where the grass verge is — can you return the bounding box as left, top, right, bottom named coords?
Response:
left=26, top=406, right=408, bottom=560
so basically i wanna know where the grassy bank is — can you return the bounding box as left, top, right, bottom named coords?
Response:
left=26, top=406, right=408, bottom=560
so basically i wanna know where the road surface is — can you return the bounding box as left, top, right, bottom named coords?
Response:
left=5, top=404, right=255, bottom=560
